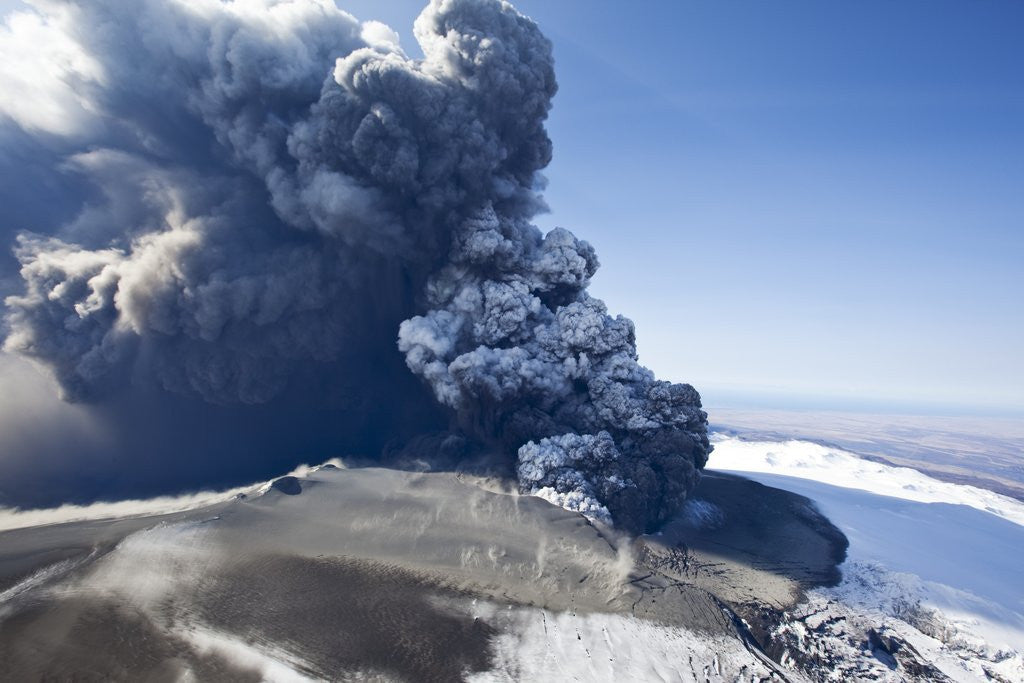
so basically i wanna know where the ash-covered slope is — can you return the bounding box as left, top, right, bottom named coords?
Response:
left=0, top=464, right=847, bottom=682
left=7, top=438, right=1021, bottom=682
left=0, top=0, right=708, bottom=532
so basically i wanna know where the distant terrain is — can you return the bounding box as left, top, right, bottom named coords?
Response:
left=711, top=408, right=1024, bottom=501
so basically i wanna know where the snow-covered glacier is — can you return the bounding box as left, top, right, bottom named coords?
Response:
left=710, top=434, right=1024, bottom=682
left=1, top=434, right=1021, bottom=681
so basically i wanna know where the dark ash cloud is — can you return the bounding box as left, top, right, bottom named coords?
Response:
left=0, top=0, right=709, bottom=532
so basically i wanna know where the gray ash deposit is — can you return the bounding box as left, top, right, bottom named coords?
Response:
left=0, top=464, right=848, bottom=682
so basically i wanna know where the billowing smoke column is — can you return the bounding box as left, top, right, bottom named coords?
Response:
left=399, top=212, right=711, bottom=530
left=0, top=0, right=709, bottom=531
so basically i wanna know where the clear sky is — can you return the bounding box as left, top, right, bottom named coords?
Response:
left=3, top=0, right=1022, bottom=416
left=340, top=0, right=1024, bottom=415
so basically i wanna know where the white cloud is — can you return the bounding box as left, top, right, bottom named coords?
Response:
left=0, top=4, right=105, bottom=136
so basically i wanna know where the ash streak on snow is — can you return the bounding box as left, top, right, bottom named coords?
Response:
left=0, top=459, right=343, bottom=532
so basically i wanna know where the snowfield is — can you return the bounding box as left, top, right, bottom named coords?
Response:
left=710, top=434, right=1024, bottom=682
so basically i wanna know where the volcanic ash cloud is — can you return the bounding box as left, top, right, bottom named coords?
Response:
left=0, top=0, right=709, bottom=532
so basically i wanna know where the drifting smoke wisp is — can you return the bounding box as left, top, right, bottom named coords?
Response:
left=0, top=0, right=709, bottom=531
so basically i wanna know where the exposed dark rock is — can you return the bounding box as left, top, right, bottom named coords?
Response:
left=271, top=476, right=302, bottom=495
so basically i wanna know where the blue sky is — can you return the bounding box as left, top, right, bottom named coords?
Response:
left=344, top=0, right=1024, bottom=415
left=3, top=0, right=1021, bottom=415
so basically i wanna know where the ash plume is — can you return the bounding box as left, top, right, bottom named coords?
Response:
left=0, top=0, right=709, bottom=531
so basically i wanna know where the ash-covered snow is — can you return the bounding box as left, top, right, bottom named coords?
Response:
left=468, top=603, right=783, bottom=682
